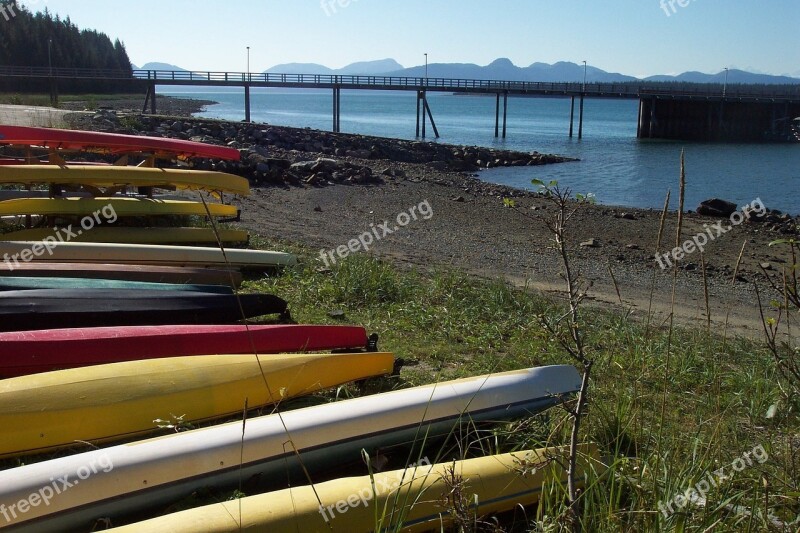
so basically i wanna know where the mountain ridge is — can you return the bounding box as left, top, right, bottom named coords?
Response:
left=139, top=59, right=800, bottom=85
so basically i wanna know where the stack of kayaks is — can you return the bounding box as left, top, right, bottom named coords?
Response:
left=0, top=125, right=250, bottom=245
left=0, top=128, right=593, bottom=532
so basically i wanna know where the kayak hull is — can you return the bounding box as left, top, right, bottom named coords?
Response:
left=0, top=262, right=243, bottom=287
left=0, top=241, right=296, bottom=269
left=0, top=125, right=242, bottom=161
left=1, top=227, right=249, bottom=245
left=108, top=445, right=597, bottom=533
left=0, top=197, right=237, bottom=217
left=0, top=351, right=395, bottom=457
left=0, top=324, right=369, bottom=378
left=0, top=289, right=287, bottom=332
left=0, top=366, right=581, bottom=531
left=0, top=165, right=250, bottom=196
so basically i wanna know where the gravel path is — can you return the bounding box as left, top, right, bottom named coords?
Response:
left=0, top=104, right=80, bottom=127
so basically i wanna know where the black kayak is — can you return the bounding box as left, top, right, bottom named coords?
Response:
left=0, top=289, right=288, bottom=332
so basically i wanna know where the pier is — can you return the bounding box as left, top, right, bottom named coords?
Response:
left=1, top=66, right=799, bottom=142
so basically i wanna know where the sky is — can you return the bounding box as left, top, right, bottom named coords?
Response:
left=22, top=0, right=800, bottom=78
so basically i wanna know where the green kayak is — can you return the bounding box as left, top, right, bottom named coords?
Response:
left=0, top=276, right=233, bottom=294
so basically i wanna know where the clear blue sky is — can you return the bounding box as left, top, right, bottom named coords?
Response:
left=25, top=0, right=800, bottom=77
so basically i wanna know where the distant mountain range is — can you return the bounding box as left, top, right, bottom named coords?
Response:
left=133, top=59, right=800, bottom=85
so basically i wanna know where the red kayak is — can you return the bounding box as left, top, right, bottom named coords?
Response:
left=0, top=324, right=369, bottom=378
left=0, top=125, right=240, bottom=162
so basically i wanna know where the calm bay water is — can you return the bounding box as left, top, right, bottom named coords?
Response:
left=164, top=88, right=800, bottom=214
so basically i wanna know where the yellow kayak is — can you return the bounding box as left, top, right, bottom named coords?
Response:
left=0, top=197, right=237, bottom=217
left=0, top=226, right=249, bottom=245
left=108, top=445, right=598, bottom=532
left=0, top=351, right=395, bottom=458
left=0, top=165, right=250, bottom=196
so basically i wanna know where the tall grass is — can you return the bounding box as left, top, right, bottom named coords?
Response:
left=244, top=249, right=799, bottom=532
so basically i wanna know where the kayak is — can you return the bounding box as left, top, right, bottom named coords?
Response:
left=0, top=324, right=370, bottom=378
left=0, top=197, right=238, bottom=217
left=106, top=445, right=598, bottom=533
left=0, top=351, right=395, bottom=458
left=0, top=289, right=287, bottom=332
left=0, top=125, right=242, bottom=161
left=0, top=365, right=581, bottom=531
left=0, top=276, right=233, bottom=293
left=0, top=227, right=250, bottom=245
left=0, top=165, right=250, bottom=196
left=0, top=262, right=243, bottom=288
left=0, top=241, right=296, bottom=269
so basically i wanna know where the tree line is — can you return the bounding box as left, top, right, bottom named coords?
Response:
left=0, top=1, right=133, bottom=93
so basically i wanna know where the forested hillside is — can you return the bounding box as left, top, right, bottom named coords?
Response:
left=0, top=1, right=132, bottom=93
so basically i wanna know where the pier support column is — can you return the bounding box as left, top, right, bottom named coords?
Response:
left=332, top=86, right=341, bottom=132
left=416, top=91, right=421, bottom=137
left=494, top=93, right=500, bottom=137
left=416, top=91, right=439, bottom=139
left=569, top=96, right=575, bottom=137
left=423, top=93, right=439, bottom=138
left=420, top=91, right=426, bottom=138
left=502, top=91, right=508, bottom=138
left=142, top=83, right=157, bottom=114
left=244, top=85, right=251, bottom=122
left=636, top=99, right=642, bottom=138
left=578, top=93, right=585, bottom=139
left=649, top=98, right=656, bottom=138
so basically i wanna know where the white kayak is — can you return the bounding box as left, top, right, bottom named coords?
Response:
left=0, top=365, right=581, bottom=532
left=0, top=241, right=295, bottom=269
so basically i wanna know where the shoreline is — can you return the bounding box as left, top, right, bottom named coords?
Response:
left=43, top=96, right=800, bottom=337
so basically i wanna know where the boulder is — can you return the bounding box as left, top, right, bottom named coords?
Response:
left=697, top=198, right=738, bottom=217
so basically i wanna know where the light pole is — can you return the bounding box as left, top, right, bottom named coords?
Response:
left=246, top=46, right=250, bottom=79
left=47, top=39, right=53, bottom=76
left=582, top=60, right=587, bottom=92
left=723, top=67, right=729, bottom=97
left=424, top=53, right=428, bottom=79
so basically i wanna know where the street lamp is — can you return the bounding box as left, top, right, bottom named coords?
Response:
left=723, top=67, right=729, bottom=98
left=246, top=46, right=250, bottom=79
left=424, top=53, right=428, bottom=79
left=47, top=39, right=53, bottom=76
left=582, top=60, right=587, bottom=92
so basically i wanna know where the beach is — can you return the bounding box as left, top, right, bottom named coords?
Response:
left=55, top=96, right=799, bottom=338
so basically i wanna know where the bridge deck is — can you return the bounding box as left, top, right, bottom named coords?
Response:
left=1, top=66, right=799, bottom=102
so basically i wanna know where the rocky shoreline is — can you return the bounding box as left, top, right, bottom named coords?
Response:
left=59, top=98, right=799, bottom=338
left=67, top=107, right=574, bottom=191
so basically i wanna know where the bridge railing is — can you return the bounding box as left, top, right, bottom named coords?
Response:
left=1, top=66, right=798, bottom=99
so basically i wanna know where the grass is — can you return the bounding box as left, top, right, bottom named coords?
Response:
left=240, top=239, right=799, bottom=532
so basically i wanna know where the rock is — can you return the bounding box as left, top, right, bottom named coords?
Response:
left=314, top=205, right=323, bottom=212
left=452, top=196, right=465, bottom=202
left=267, top=158, right=291, bottom=170
left=346, top=149, right=372, bottom=159
left=311, top=158, right=340, bottom=172
left=327, top=310, right=346, bottom=319
left=697, top=198, right=738, bottom=217
left=620, top=212, right=636, bottom=220
left=429, top=161, right=449, bottom=171
left=580, top=238, right=599, bottom=248
left=626, top=244, right=640, bottom=250
left=248, top=145, right=270, bottom=158
left=291, top=160, right=318, bottom=172
left=256, top=162, right=270, bottom=174
left=170, top=121, right=184, bottom=133
left=760, top=262, right=773, bottom=270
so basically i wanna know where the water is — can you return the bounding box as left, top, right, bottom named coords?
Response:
left=163, top=88, right=800, bottom=214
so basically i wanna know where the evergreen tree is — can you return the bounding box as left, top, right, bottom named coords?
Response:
left=0, top=1, right=133, bottom=92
